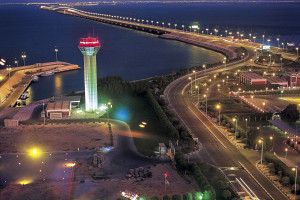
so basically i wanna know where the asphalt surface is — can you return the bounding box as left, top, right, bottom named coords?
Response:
left=164, top=65, right=288, bottom=199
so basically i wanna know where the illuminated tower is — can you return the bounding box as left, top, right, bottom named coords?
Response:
left=78, top=37, right=100, bottom=111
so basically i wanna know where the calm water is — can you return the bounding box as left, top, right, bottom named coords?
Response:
left=1, top=3, right=300, bottom=101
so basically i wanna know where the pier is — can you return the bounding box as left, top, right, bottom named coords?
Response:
left=0, top=62, right=79, bottom=108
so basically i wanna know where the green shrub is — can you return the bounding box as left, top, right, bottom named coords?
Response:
left=163, top=195, right=170, bottom=200
left=221, top=190, right=232, bottom=199
left=182, top=193, right=192, bottom=200
left=150, top=196, right=159, bottom=200
left=282, top=176, right=290, bottom=186
left=147, top=89, right=179, bottom=140
left=172, top=194, right=181, bottom=200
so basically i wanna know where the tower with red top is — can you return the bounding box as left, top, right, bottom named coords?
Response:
left=78, top=37, right=100, bottom=111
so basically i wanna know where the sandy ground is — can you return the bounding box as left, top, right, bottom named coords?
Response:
left=73, top=163, right=197, bottom=199
left=0, top=181, right=69, bottom=200
left=0, top=123, right=111, bottom=153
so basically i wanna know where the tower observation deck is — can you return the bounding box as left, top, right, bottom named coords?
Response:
left=78, top=37, right=100, bottom=111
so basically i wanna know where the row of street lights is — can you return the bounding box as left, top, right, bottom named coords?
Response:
left=258, top=138, right=298, bottom=200
left=3, top=48, right=59, bottom=70
left=77, top=8, right=300, bottom=48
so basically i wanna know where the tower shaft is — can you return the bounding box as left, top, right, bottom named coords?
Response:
left=83, top=55, right=98, bottom=111
left=78, top=37, right=101, bottom=111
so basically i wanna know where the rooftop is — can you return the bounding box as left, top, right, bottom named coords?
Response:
left=79, top=37, right=101, bottom=48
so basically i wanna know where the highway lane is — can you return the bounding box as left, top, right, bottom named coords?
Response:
left=164, top=66, right=288, bottom=199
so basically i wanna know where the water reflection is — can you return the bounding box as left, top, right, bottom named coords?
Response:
left=54, top=75, right=62, bottom=97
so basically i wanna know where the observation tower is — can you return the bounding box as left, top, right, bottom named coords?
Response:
left=78, top=37, right=100, bottom=111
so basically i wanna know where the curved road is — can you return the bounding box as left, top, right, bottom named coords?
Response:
left=164, top=57, right=288, bottom=199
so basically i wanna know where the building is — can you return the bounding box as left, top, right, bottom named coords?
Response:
left=78, top=37, right=100, bottom=111
left=239, top=73, right=267, bottom=85
left=286, top=72, right=300, bottom=87
left=46, top=101, right=71, bottom=119
left=54, top=96, right=81, bottom=108
left=266, top=76, right=288, bottom=87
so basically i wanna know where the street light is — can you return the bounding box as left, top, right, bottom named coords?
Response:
left=296, top=47, right=299, bottom=57
left=6, top=67, right=12, bottom=79
left=216, top=104, right=221, bottom=126
left=285, top=131, right=288, bottom=140
left=54, top=48, right=58, bottom=67
left=189, top=77, right=192, bottom=94
left=196, top=86, right=199, bottom=106
left=168, top=23, right=170, bottom=28
left=262, top=102, right=265, bottom=112
left=174, top=24, right=177, bottom=29
left=182, top=25, right=185, bottom=31
left=292, top=166, right=298, bottom=200
left=245, top=118, right=248, bottom=129
left=280, top=57, right=283, bottom=70
left=193, top=70, right=196, bottom=86
left=262, top=34, right=265, bottom=44
left=233, top=117, right=238, bottom=140
left=285, top=148, right=288, bottom=160
left=204, top=94, right=207, bottom=115
left=14, top=60, right=18, bottom=67
left=224, top=57, right=227, bottom=69
left=206, top=28, right=209, bottom=35
left=277, top=38, right=280, bottom=49
left=21, top=52, right=26, bottom=66
left=270, top=136, right=273, bottom=151
left=258, top=139, right=264, bottom=165
left=203, top=64, right=206, bottom=76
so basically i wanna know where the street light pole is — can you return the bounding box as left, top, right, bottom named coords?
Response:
left=189, top=77, right=192, bottom=95
left=259, top=140, right=264, bottom=165
left=292, top=166, right=298, bottom=200
left=196, top=86, right=199, bottom=106
left=21, top=52, right=26, bottom=66
left=14, top=60, right=18, bottom=67
left=204, top=94, right=207, bottom=115
left=193, top=70, right=196, bottom=86
left=233, top=117, right=238, bottom=140
left=55, top=48, right=58, bottom=67
left=216, top=104, right=221, bottom=126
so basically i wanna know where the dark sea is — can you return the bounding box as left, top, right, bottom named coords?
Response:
left=1, top=2, right=300, bottom=101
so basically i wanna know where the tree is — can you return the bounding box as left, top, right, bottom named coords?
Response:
left=172, top=194, right=181, bottom=200
left=182, top=193, right=192, bottom=200
left=247, top=128, right=260, bottom=148
left=163, top=195, right=170, bottom=200
left=282, top=176, right=290, bottom=186
left=280, top=104, right=299, bottom=122
left=150, top=196, right=159, bottom=200
left=221, top=190, right=232, bottom=199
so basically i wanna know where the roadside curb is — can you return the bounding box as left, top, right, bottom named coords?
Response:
left=255, top=160, right=291, bottom=200
left=238, top=161, right=275, bottom=200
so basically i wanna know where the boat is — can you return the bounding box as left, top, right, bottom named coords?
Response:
left=41, top=70, right=54, bottom=77
left=20, top=91, right=29, bottom=100
left=32, top=75, right=39, bottom=82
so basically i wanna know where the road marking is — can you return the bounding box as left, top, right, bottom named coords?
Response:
left=238, top=161, right=275, bottom=200
left=236, top=178, right=257, bottom=200
left=187, top=106, right=227, bottom=149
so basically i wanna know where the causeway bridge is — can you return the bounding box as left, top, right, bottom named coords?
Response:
left=41, top=6, right=240, bottom=60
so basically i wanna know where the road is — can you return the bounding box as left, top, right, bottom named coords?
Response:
left=164, top=64, right=288, bottom=199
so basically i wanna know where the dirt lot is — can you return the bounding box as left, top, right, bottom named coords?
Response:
left=0, top=181, right=69, bottom=200
left=0, top=123, right=111, bottom=153
left=73, top=163, right=197, bottom=199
